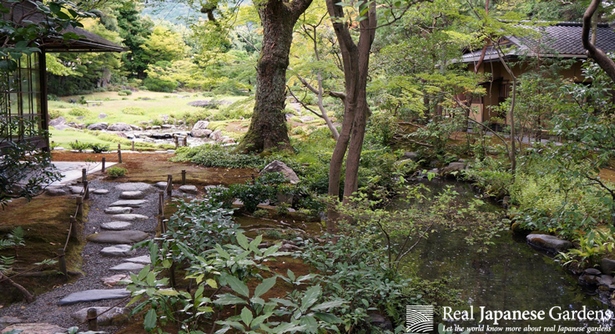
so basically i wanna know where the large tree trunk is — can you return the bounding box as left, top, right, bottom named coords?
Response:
left=238, top=0, right=312, bottom=153
left=326, top=0, right=376, bottom=230
left=583, top=0, right=615, bottom=82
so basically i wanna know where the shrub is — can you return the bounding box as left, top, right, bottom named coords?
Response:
left=172, top=145, right=266, bottom=169
left=117, top=89, right=133, bottom=96
left=143, top=77, right=178, bottom=93
left=121, top=107, right=145, bottom=115
left=106, top=166, right=127, bottom=178
left=48, top=109, right=62, bottom=119
left=89, top=143, right=110, bottom=153
left=68, top=140, right=89, bottom=152
left=68, top=107, right=91, bottom=117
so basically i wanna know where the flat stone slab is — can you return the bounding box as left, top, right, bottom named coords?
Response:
left=179, top=185, right=198, bottom=194
left=72, top=307, right=129, bottom=326
left=115, top=182, right=153, bottom=192
left=93, top=188, right=109, bottom=195
left=110, top=262, right=146, bottom=272
left=101, top=221, right=133, bottom=231
left=100, top=244, right=136, bottom=257
left=69, top=186, right=84, bottom=194
left=2, top=323, right=65, bottom=334
left=154, top=181, right=167, bottom=189
left=87, top=230, right=149, bottom=244
left=110, top=213, right=148, bottom=221
left=527, top=234, right=573, bottom=253
left=126, top=255, right=151, bottom=264
left=105, top=206, right=133, bottom=214
left=0, top=316, right=23, bottom=325
left=46, top=187, right=66, bottom=196
left=110, top=199, right=148, bottom=208
left=102, top=273, right=131, bottom=287
left=120, top=190, right=145, bottom=199
left=58, top=288, right=130, bottom=305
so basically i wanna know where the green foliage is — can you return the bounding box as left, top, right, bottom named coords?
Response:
left=558, top=229, right=615, bottom=269
left=68, top=107, right=91, bottom=117
left=68, top=140, right=90, bottom=152
left=464, top=157, right=513, bottom=199
left=118, top=89, right=133, bottom=96
left=88, top=143, right=110, bottom=153
left=173, top=145, right=266, bottom=169
left=106, top=166, right=127, bottom=178
left=210, top=97, right=254, bottom=121
left=143, top=75, right=178, bottom=93
left=227, top=173, right=287, bottom=213
left=49, top=109, right=63, bottom=119
left=121, top=107, right=145, bottom=115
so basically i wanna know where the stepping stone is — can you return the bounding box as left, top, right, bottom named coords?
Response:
left=0, top=316, right=23, bottom=326
left=120, top=190, right=145, bottom=199
left=58, top=289, right=130, bottom=305
left=2, top=323, right=66, bottom=334
left=179, top=185, right=198, bottom=194
left=102, top=274, right=131, bottom=287
left=111, top=213, right=148, bottom=221
left=72, top=307, right=129, bottom=326
left=87, top=230, right=148, bottom=244
left=154, top=181, right=167, bottom=189
left=93, top=188, right=109, bottom=195
left=69, top=186, right=84, bottom=194
left=105, top=206, right=133, bottom=214
left=115, top=182, right=153, bottom=192
left=101, top=221, right=133, bottom=231
left=110, top=199, right=148, bottom=208
left=46, top=187, right=66, bottom=196
left=126, top=255, right=151, bottom=264
left=110, top=262, right=146, bottom=272
left=100, top=244, right=136, bottom=257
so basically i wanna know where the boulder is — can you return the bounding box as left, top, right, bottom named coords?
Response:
left=87, top=122, right=108, bottom=131
left=179, top=185, right=198, bottom=194
left=209, top=129, right=223, bottom=141
left=440, top=161, right=467, bottom=177
left=526, top=234, right=573, bottom=253
left=260, top=160, right=300, bottom=184
left=404, top=151, right=420, bottom=161
left=49, top=117, right=68, bottom=130
left=71, top=307, right=129, bottom=326
left=107, top=122, right=133, bottom=132
left=602, top=258, right=615, bottom=275
left=188, top=100, right=218, bottom=108
left=99, top=113, right=107, bottom=119
left=221, top=136, right=235, bottom=144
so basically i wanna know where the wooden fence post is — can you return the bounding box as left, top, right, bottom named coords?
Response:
left=181, top=170, right=186, bottom=185
left=117, top=144, right=122, bottom=163
left=83, top=180, right=89, bottom=200
left=81, top=168, right=87, bottom=183
left=102, top=157, right=106, bottom=173
left=166, top=174, right=172, bottom=197
left=76, top=197, right=83, bottom=219
left=57, top=249, right=67, bottom=279
left=87, top=308, right=99, bottom=331
left=174, top=136, right=179, bottom=148
left=183, top=136, right=187, bottom=147
left=70, top=215, right=77, bottom=239
left=131, top=140, right=135, bottom=151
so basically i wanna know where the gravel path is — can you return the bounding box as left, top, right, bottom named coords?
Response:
left=0, top=179, right=162, bottom=333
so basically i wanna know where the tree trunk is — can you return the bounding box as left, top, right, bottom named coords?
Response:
left=583, top=0, right=615, bottom=82
left=238, top=0, right=313, bottom=153
left=326, top=0, right=376, bottom=230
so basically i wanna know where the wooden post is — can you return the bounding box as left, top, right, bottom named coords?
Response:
left=76, top=197, right=83, bottom=219
left=70, top=216, right=77, bottom=239
left=131, top=140, right=135, bottom=151
left=183, top=136, right=188, bottom=147
left=101, top=157, right=106, bottom=173
left=57, top=249, right=67, bottom=279
left=117, top=144, right=122, bottom=163
left=81, top=168, right=87, bottom=183
left=83, top=180, right=89, bottom=200
left=87, top=308, right=99, bottom=331
left=158, top=192, right=164, bottom=215
left=181, top=170, right=186, bottom=185
left=174, top=136, right=179, bottom=148
left=166, top=174, right=172, bottom=197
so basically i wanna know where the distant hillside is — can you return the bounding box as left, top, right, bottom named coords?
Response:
left=141, top=1, right=206, bottom=26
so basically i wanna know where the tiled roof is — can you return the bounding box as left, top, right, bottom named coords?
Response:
left=462, top=22, right=615, bottom=63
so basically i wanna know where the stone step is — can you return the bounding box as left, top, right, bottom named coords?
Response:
left=100, top=221, right=133, bottom=231
left=102, top=273, right=131, bottom=287
left=58, top=289, right=130, bottom=305
left=110, top=262, right=146, bottom=272
left=93, top=188, right=109, bottom=195
left=115, top=182, right=153, bottom=192
left=87, top=230, right=148, bottom=244
left=1, top=322, right=65, bottom=334
left=126, top=255, right=151, bottom=264
left=71, top=307, right=129, bottom=327
left=120, top=190, right=145, bottom=199
left=110, top=213, right=148, bottom=221
left=104, top=206, right=133, bottom=214
left=100, top=244, right=135, bottom=257
left=179, top=185, right=198, bottom=194
left=109, top=199, right=148, bottom=208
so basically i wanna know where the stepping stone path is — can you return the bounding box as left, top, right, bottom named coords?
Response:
left=155, top=181, right=167, bottom=189
left=101, top=221, right=133, bottom=230
left=69, top=186, right=84, bottom=194
left=104, top=206, right=132, bottom=214
left=100, top=244, right=135, bottom=257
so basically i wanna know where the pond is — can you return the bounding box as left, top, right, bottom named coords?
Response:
left=402, top=180, right=613, bottom=332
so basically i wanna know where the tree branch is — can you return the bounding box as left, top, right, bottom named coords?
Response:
left=583, top=0, right=615, bottom=82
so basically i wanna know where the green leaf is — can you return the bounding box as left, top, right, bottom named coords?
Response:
left=240, top=307, right=253, bottom=328
left=300, top=285, right=321, bottom=312
left=236, top=232, right=249, bottom=250
left=144, top=308, right=157, bottom=331
left=254, top=276, right=276, bottom=298
left=214, top=293, right=248, bottom=306
left=249, top=234, right=263, bottom=251
left=310, top=299, right=346, bottom=311
left=225, top=275, right=249, bottom=297
left=158, top=288, right=179, bottom=296
left=206, top=278, right=218, bottom=289
left=287, top=269, right=295, bottom=282
left=314, top=312, right=341, bottom=324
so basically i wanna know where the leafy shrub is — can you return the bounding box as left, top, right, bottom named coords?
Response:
left=106, top=166, right=127, bottom=178
left=121, top=107, right=145, bottom=115
left=117, top=89, right=133, bottom=96
left=48, top=109, right=62, bottom=119
left=47, top=94, right=60, bottom=101
left=143, top=77, right=177, bottom=93
left=228, top=173, right=286, bottom=213
left=68, top=140, right=89, bottom=152
left=210, top=97, right=254, bottom=121
left=89, top=143, right=109, bottom=153
left=68, top=107, right=91, bottom=117
left=172, top=145, right=266, bottom=169
left=464, top=157, right=513, bottom=199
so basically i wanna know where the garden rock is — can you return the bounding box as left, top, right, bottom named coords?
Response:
left=126, top=255, right=151, bottom=264
left=100, top=244, right=135, bottom=257
left=101, top=221, right=133, bottom=231
left=58, top=289, right=130, bottom=305
left=93, top=189, right=109, bottom=195
left=110, top=213, right=148, bottom=221
left=179, top=185, right=198, bottom=194
left=108, top=122, right=133, bottom=132
left=526, top=234, right=573, bottom=253
left=404, top=151, right=419, bottom=161
left=115, top=182, right=153, bottom=192
left=102, top=274, right=130, bottom=287
left=120, top=190, right=145, bottom=199
left=49, top=117, right=68, bottom=130
left=46, top=187, right=66, bottom=196
left=260, top=160, right=300, bottom=184
left=69, top=186, right=84, bottom=194
left=86, top=230, right=148, bottom=244
left=154, top=181, right=168, bottom=189
left=210, top=129, right=223, bottom=141
left=602, top=258, right=615, bottom=275
left=1, top=323, right=65, bottom=334
left=104, top=206, right=132, bottom=214
left=110, top=262, right=146, bottom=272
left=109, top=199, right=148, bottom=208
left=87, top=122, right=108, bottom=131
left=71, top=307, right=129, bottom=326
left=440, top=161, right=467, bottom=177
left=191, top=121, right=212, bottom=137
